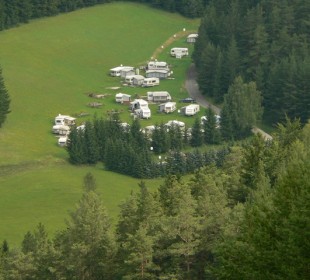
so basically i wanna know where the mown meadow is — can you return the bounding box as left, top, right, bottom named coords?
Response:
left=0, top=2, right=199, bottom=246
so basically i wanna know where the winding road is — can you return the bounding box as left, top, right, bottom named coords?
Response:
left=185, top=64, right=272, bottom=141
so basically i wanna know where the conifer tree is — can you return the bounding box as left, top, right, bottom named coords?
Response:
left=0, top=67, right=10, bottom=128
left=190, top=118, right=203, bottom=147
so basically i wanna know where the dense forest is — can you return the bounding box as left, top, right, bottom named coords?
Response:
left=0, top=118, right=309, bottom=279
left=193, top=0, right=310, bottom=125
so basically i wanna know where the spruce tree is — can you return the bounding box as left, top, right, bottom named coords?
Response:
left=0, top=67, right=10, bottom=128
left=190, top=118, right=203, bottom=147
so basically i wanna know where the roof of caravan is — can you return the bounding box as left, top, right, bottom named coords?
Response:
left=187, top=33, right=199, bottom=38
left=145, top=69, right=169, bottom=74
left=132, top=75, right=145, bottom=80
left=148, top=61, right=167, bottom=66
left=147, top=91, right=170, bottom=97
left=110, top=66, right=134, bottom=71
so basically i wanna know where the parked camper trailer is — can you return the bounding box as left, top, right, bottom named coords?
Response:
left=158, top=102, right=176, bottom=113
left=130, top=99, right=151, bottom=119
left=147, top=61, right=169, bottom=70
left=130, top=99, right=149, bottom=110
left=135, top=108, right=151, bottom=119
left=170, top=47, right=189, bottom=58
left=110, top=66, right=134, bottom=77
left=58, top=136, right=68, bottom=147
left=142, top=77, right=160, bottom=87
left=183, top=104, right=200, bottom=116
left=115, top=93, right=131, bottom=104
left=132, top=75, right=145, bottom=86
left=125, top=75, right=135, bottom=84
left=147, top=91, right=171, bottom=103
left=54, top=114, right=76, bottom=126
left=120, top=67, right=135, bottom=78
left=187, top=33, right=199, bottom=43
left=145, top=69, right=170, bottom=79
left=165, top=120, right=185, bottom=129
left=52, top=124, right=70, bottom=135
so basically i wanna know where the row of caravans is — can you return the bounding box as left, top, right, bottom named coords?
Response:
left=116, top=91, right=172, bottom=104
left=52, top=114, right=76, bottom=147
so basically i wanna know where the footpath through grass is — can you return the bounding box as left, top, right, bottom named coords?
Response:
left=0, top=2, right=199, bottom=246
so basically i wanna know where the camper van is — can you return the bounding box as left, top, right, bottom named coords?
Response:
left=142, top=78, right=160, bottom=87
left=170, top=47, right=189, bottom=58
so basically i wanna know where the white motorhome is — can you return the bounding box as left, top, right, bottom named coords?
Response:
left=184, top=104, right=200, bottom=116
left=170, top=47, right=189, bottom=58
left=142, top=77, right=160, bottom=87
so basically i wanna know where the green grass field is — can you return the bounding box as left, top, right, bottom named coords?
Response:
left=0, top=2, right=199, bottom=246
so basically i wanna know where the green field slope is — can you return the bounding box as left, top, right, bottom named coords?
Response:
left=0, top=2, right=199, bottom=246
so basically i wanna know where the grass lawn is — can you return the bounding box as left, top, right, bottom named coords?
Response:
left=0, top=2, right=199, bottom=246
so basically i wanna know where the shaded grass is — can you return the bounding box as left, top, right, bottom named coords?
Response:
left=0, top=163, right=162, bottom=247
left=0, top=2, right=199, bottom=246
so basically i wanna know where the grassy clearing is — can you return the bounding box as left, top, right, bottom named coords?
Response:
left=0, top=164, right=162, bottom=246
left=0, top=2, right=199, bottom=246
left=0, top=2, right=199, bottom=165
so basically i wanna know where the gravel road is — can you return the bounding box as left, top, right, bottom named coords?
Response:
left=185, top=63, right=273, bottom=141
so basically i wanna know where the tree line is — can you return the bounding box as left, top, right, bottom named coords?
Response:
left=0, top=0, right=209, bottom=31
left=193, top=0, right=310, bottom=125
left=67, top=113, right=230, bottom=178
left=0, top=118, right=309, bottom=279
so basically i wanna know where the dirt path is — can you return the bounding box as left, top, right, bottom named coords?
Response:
left=151, top=30, right=197, bottom=59
left=185, top=64, right=273, bottom=141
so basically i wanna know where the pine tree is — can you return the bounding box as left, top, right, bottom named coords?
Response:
left=0, top=67, right=10, bottom=128
left=203, top=108, right=221, bottom=144
left=190, top=118, right=203, bottom=147
left=55, top=176, right=116, bottom=279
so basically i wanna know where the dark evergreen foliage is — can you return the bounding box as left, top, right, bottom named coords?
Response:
left=194, top=0, right=310, bottom=125
left=0, top=67, right=10, bottom=128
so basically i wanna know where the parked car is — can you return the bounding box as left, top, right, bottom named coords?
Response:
left=179, top=97, right=196, bottom=103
